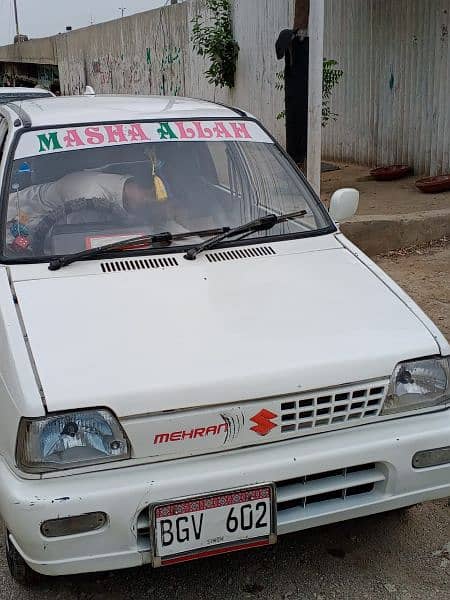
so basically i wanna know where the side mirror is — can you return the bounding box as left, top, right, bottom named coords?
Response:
left=329, top=188, right=359, bottom=222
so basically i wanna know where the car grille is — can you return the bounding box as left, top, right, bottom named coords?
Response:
left=124, top=379, right=389, bottom=464
left=135, top=462, right=385, bottom=551
left=279, top=383, right=386, bottom=434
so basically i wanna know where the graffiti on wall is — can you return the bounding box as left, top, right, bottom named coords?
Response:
left=157, top=46, right=182, bottom=96
left=90, top=55, right=122, bottom=88
left=86, top=46, right=183, bottom=95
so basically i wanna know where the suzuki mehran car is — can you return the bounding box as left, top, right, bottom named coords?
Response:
left=0, top=95, right=448, bottom=585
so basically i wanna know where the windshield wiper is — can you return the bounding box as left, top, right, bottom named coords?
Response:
left=48, top=226, right=231, bottom=271
left=184, top=210, right=307, bottom=261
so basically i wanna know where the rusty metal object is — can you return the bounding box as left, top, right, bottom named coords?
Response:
left=416, top=175, right=450, bottom=194
left=370, top=165, right=412, bottom=181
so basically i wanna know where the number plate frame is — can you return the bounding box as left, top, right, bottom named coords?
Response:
left=149, top=483, right=277, bottom=567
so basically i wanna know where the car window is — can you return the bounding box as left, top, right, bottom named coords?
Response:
left=3, top=120, right=332, bottom=259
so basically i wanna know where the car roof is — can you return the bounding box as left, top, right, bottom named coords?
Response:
left=0, top=87, right=53, bottom=95
left=2, top=95, right=246, bottom=129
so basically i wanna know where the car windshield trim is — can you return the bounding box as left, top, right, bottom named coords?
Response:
left=0, top=117, right=336, bottom=264
left=48, top=226, right=236, bottom=270
left=0, top=225, right=337, bottom=267
left=184, top=210, right=308, bottom=261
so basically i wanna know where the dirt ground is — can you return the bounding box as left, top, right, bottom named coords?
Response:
left=321, top=163, right=450, bottom=216
left=377, top=238, right=450, bottom=341
left=0, top=242, right=449, bottom=600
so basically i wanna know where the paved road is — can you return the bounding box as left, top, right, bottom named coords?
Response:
left=1, top=243, right=449, bottom=600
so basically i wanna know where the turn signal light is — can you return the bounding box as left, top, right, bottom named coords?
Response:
left=41, top=512, right=107, bottom=538
left=412, top=446, right=450, bottom=469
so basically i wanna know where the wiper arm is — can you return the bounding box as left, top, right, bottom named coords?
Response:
left=184, top=210, right=307, bottom=261
left=48, top=226, right=231, bottom=271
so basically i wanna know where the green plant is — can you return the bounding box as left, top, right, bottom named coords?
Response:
left=191, top=0, right=240, bottom=89
left=322, top=58, right=343, bottom=127
left=275, top=59, right=344, bottom=126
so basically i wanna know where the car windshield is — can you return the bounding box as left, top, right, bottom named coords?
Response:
left=3, top=119, right=332, bottom=260
left=0, top=92, right=53, bottom=104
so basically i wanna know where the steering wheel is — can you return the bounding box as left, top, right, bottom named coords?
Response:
left=32, top=197, right=130, bottom=255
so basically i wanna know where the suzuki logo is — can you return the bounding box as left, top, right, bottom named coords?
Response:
left=250, top=409, right=278, bottom=436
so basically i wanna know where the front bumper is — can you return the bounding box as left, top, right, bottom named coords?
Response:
left=1, top=410, right=449, bottom=577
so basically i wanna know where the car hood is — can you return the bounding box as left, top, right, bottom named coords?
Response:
left=12, top=242, right=438, bottom=417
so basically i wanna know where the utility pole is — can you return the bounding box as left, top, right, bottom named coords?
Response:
left=119, top=6, right=126, bottom=18
left=13, top=0, right=20, bottom=41
left=307, top=0, right=324, bottom=195
left=275, top=0, right=324, bottom=194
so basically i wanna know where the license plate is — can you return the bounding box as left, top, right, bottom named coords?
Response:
left=150, top=484, right=276, bottom=567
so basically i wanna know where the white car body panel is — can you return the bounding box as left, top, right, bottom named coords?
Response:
left=0, top=408, right=449, bottom=575
left=0, top=96, right=448, bottom=578
left=11, top=236, right=438, bottom=417
left=0, top=269, right=45, bottom=467
left=336, top=234, right=450, bottom=355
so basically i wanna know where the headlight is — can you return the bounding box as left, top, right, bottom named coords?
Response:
left=382, top=357, right=450, bottom=415
left=16, top=409, right=130, bottom=473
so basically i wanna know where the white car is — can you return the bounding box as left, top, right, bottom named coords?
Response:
left=0, top=95, right=448, bottom=584
left=0, top=87, right=55, bottom=105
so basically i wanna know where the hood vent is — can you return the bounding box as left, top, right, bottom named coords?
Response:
left=100, top=256, right=178, bottom=273
left=205, top=246, right=276, bottom=263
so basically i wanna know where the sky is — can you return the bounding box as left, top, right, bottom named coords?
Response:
left=0, top=0, right=169, bottom=46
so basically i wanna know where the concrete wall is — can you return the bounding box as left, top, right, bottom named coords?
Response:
left=55, top=3, right=189, bottom=98
left=53, top=0, right=292, bottom=144
left=323, top=0, right=450, bottom=176
left=0, top=36, right=57, bottom=65
left=0, top=1, right=293, bottom=144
